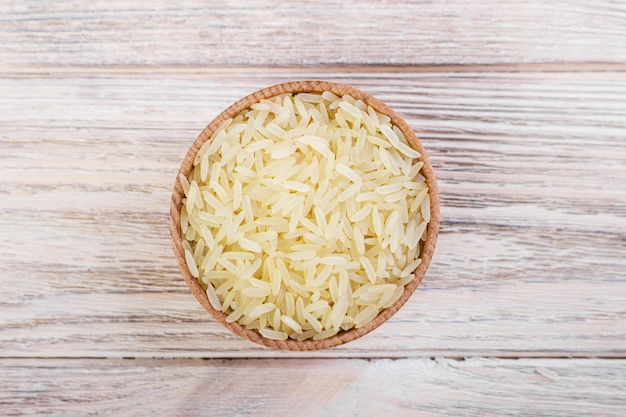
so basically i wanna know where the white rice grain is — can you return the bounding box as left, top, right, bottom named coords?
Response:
left=280, top=315, right=303, bottom=333
left=238, top=237, right=262, bottom=253
left=360, top=256, right=377, bottom=283
left=354, top=305, right=379, bottom=328
left=401, top=258, right=423, bottom=277
left=380, top=124, right=400, bottom=148
left=259, top=328, right=288, bottom=340
left=206, top=283, right=222, bottom=311
left=249, top=303, right=276, bottom=319
left=421, top=194, right=431, bottom=223
left=184, top=249, right=199, bottom=278
left=336, top=164, right=361, bottom=183
left=284, top=180, right=311, bottom=193
left=338, top=101, right=364, bottom=119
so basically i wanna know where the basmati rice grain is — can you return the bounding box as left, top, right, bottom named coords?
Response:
left=421, top=194, right=431, bottom=223
left=304, top=312, right=323, bottom=332
left=272, top=308, right=281, bottom=330
left=295, top=297, right=305, bottom=323
left=353, top=225, right=365, bottom=255
left=238, top=237, right=262, bottom=253
left=216, top=257, right=238, bottom=275
left=179, top=173, right=191, bottom=195
left=226, top=304, right=246, bottom=323
left=271, top=142, right=298, bottom=159
left=233, top=179, right=242, bottom=210
left=372, top=207, right=383, bottom=236
left=284, top=180, right=310, bottom=193
left=338, top=270, right=349, bottom=294
left=186, top=184, right=197, bottom=215
left=184, top=225, right=196, bottom=242
left=286, top=204, right=301, bottom=232
left=320, top=256, right=348, bottom=266
left=336, top=164, right=361, bottom=183
left=243, top=258, right=262, bottom=279
left=324, top=212, right=341, bottom=240
left=351, top=205, right=371, bottom=223
left=200, top=154, right=210, bottom=182
left=286, top=250, right=317, bottom=261
left=381, top=286, right=405, bottom=309
left=221, top=287, right=236, bottom=312
left=193, top=239, right=205, bottom=262
left=281, top=314, right=303, bottom=333
left=337, top=183, right=360, bottom=203
left=368, top=284, right=397, bottom=294
left=240, top=286, right=270, bottom=298
left=248, top=303, right=276, bottom=319
left=331, top=296, right=349, bottom=330
left=360, top=256, right=377, bottom=283
left=380, top=124, right=400, bottom=148
left=376, top=255, right=387, bottom=277
left=206, top=283, right=222, bottom=311
left=366, top=106, right=380, bottom=128
left=312, top=327, right=340, bottom=340
left=322, top=90, right=339, bottom=102
left=200, top=245, right=223, bottom=271
left=299, top=92, right=324, bottom=103
left=378, top=147, right=401, bottom=176
left=354, top=305, right=379, bottom=328
left=409, top=221, right=428, bottom=250
left=182, top=236, right=195, bottom=255
left=296, top=329, right=317, bottom=341
left=259, top=328, right=288, bottom=340
left=313, top=207, right=327, bottom=231
left=180, top=210, right=189, bottom=234
left=398, top=273, right=416, bottom=287
left=184, top=249, right=199, bottom=278
left=337, top=100, right=364, bottom=119
left=401, top=258, right=423, bottom=277
left=399, top=196, right=409, bottom=224
left=245, top=139, right=274, bottom=153
left=397, top=141, right=421, bottom=158
left=383, top=211, right=399, bottom=241
left=266, top=123, right=286, bottom=139
left=376, top=182, right=403, bottom=195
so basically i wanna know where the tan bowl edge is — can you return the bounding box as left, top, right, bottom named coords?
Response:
left=169, top=80, right=440, bottom=351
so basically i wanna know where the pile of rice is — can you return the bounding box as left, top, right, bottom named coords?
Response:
left=180, top=91, right=430, bottom=341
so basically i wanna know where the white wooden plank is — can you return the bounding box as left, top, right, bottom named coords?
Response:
left=1, top=0, right=626, bottom=67
left=0, top=71, right=625, bottom=358
left=1, top=358, right=624, bottom=416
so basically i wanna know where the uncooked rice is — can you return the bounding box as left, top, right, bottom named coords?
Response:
left=181, top=91, right=430, bottom=341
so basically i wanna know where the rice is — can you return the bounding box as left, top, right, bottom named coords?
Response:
left=181, top=91, right=431, bottom=341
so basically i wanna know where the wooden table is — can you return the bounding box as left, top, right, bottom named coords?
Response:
left=2, top=1, right=625, bottom=415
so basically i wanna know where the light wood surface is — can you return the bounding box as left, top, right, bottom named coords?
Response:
left=2, top=358, right=625, bottom=417
left=1, top=0, right=625, bottom=415
left=2, top=0, right=626, bottom=66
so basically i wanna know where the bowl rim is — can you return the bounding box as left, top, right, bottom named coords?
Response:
left=169, top=80, right=440, bottom=351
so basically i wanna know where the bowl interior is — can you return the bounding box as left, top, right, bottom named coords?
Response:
left=169, top=80, right=440, bottom=350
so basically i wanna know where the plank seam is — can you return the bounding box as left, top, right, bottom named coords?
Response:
left=1, top=63, right=626, bottom=75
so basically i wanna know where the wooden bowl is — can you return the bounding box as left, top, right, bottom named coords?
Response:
left=169, top=80, right=440, bottom=350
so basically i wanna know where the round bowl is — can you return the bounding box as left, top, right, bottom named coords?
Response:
left=170, top=80, right=440, bottom=350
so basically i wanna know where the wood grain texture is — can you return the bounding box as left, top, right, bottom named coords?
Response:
left=2, top=0, right=626, bottom=67
left=1, top=358, right=625, bottom=416
left=2, top=0, right=624, bottom=411
left=1, top=71, right=625, bottom=358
